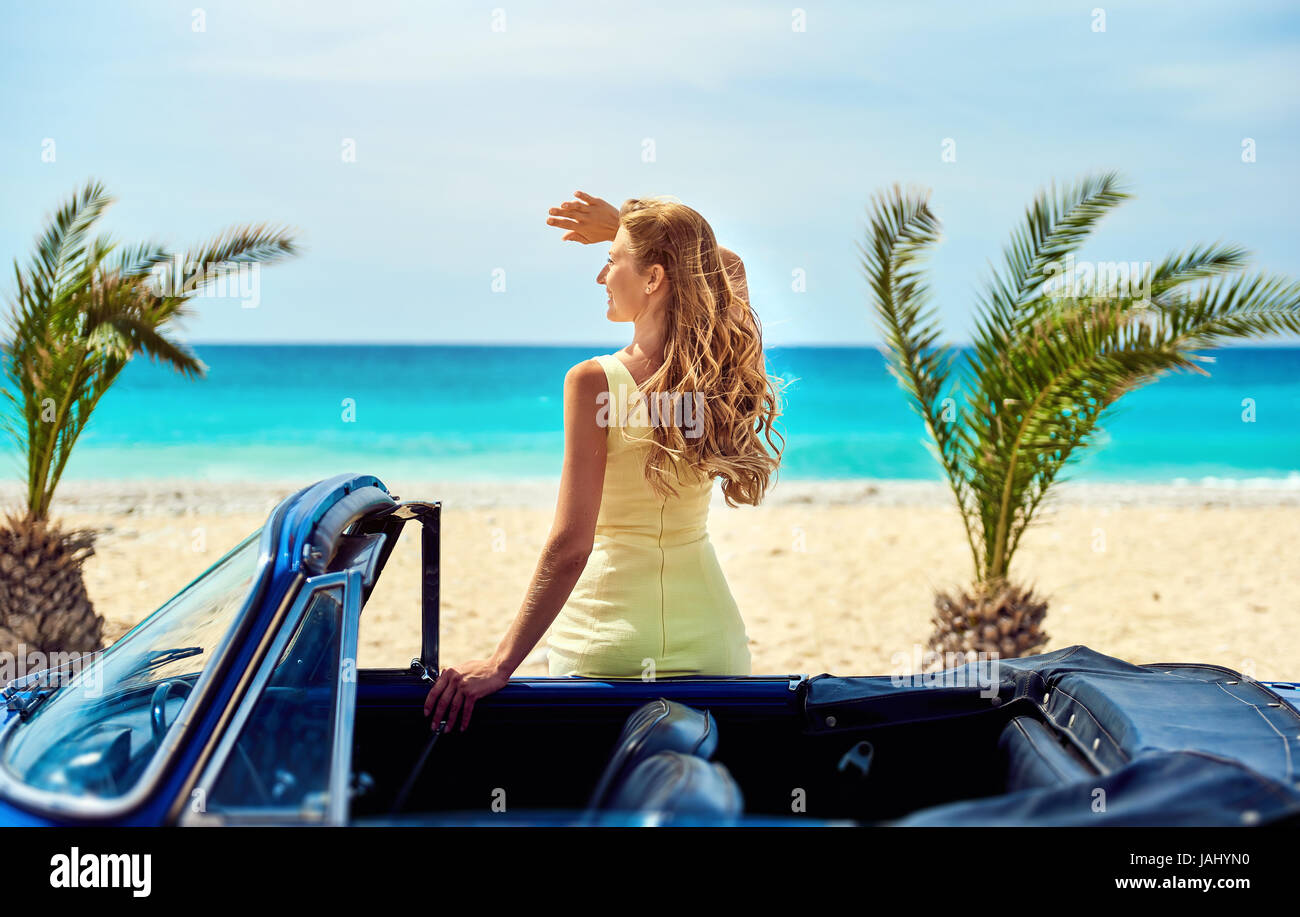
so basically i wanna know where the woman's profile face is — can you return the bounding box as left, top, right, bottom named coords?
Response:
left=598, top=225, right=658, bottom=323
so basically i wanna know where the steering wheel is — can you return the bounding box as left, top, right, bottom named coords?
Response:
left=150, top=679, right=193, bottom=744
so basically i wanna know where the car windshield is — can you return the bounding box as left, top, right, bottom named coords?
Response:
left=0, top=526, right=266, bottom=801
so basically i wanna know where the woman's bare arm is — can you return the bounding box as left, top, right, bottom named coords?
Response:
left=488, top=359, right=608, bottom=674
left=424, top=360, right=608, bottom=732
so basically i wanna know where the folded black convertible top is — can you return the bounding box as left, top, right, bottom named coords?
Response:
left=801, top=645, right=1300, bottom=826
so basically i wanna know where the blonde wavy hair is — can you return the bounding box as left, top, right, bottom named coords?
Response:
left=616, top=196, right=786, bottom=507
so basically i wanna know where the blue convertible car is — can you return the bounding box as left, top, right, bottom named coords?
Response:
left=2, top=473, right=1298, bottom=827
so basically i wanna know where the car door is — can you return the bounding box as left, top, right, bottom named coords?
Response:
left=180, top=568, right=363, bottom=826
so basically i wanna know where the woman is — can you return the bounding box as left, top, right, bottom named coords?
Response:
left=423, top=191, right=785, bottom=732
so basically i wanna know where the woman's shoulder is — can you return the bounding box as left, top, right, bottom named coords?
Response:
left=564, top=356, right=610, bottom=385
left=563, top=358, right=617, bottom=417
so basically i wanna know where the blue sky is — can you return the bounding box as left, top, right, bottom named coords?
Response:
left=1, top=0, right=1297, bottom=345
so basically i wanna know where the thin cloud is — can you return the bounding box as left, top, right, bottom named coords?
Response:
left=1140, top=48, right=1300, bottom=119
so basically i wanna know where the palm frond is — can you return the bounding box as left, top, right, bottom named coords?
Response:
left=979, top=171, right=1131, bottom=339
left=859, top=185, right=981, bottom=570
left=25, top=180, right=114, bottom=309
left=113, top=241, right=173, bottom=280
left=1156, top=271, right=1300, bottom=344
left=1147, top=242, right=1249, bottom=298
left=173, top=224, right=298, bottom=296
left=101, top=314, right=207, bottom=378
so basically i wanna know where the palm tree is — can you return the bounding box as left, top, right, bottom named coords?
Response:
left=863, top=171, right=1300, bottom=660
left=0, top=180, right=297, bottom=657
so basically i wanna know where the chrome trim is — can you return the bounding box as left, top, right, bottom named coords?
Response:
left=0, top=513, right=286, bottom=822
left=178, top=806, right=327, bottom=827
left=409, top=658, right=437, bottom=684
left=327, top=568, right=362, bottom=826
left=181, top=570, right=348, bottom=826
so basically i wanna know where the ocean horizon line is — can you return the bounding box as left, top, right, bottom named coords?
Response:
left=179, top=340, right=1300, bottom=349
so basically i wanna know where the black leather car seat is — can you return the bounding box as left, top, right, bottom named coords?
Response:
left=604, top=750, right=744, bottom=818
left=587, top=698, right=719, bottom=809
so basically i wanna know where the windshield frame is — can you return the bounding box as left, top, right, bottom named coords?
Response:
left=0, top=499, right=291, bottom=822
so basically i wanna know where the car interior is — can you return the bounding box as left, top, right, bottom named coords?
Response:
left=348, top=674, right=1101, bottom=824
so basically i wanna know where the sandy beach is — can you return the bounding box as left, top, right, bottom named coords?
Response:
left=14, top=476, right=1300, bottom=682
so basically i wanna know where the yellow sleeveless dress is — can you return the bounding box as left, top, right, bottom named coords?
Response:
left=546, top=353, right=752, bottom=678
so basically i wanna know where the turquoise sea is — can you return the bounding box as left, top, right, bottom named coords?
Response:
left=10, top=344, right=1298, bottom=485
